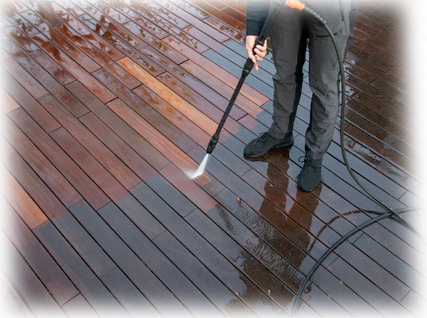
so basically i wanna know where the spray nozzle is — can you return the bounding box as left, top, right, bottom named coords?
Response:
left=206, top=133, right=219, bottom=154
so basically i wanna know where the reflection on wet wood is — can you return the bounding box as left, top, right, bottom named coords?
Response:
left=0, top=1, right=424, bottom=317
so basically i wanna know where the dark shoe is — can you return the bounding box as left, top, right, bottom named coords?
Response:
left=297, top=156, right=322, bottom=192
left=244, top=132, right=294, bottom=158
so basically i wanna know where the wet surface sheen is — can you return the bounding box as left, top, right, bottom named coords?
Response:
left=0, top=1, right=424, bottom=317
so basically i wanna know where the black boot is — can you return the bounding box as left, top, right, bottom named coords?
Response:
left=298, top=156, right=322, bottom=192
left=244, top=132, right=294, bottom=158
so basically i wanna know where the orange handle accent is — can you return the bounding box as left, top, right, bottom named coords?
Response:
left=285, top=0, right=305, bottom=11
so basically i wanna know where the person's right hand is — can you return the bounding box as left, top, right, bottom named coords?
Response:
left=245, top=35, right=267, bottom=71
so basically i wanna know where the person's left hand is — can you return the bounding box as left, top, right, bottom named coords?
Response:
left=245, top=36, right=267, bottom=71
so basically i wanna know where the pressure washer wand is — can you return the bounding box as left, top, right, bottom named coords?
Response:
left=205, top=1, right=284, bottom=155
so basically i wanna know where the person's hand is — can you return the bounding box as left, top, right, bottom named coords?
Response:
left=245, top=35, right=267, bottom=71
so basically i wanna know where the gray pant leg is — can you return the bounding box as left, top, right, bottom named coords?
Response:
left=305, top=9, right=351, bottom=160
left=268, top=7, right=307, bottom=139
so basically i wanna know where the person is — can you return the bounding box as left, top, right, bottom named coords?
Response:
left=244, top=0, right=360, bottom=191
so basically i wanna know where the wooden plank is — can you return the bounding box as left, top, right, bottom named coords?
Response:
left=101, top=268, right=163, bottom=318
left=0, top=86, right=20, bottom=113
left=49, top=127, right=129, bottom=203
left=204, top=15, right=245, bottom=42
left=130, top=181, right=287, bottom=316
left=134, top=0, right=190, bottom=30
left=0, top=113, right=82, bottom=208
left=30, top=33, right=116, bottom=103
left=57, top=15, right=124, bottom=61
left=62, top=295, right=99, bottom=318
left=38, top=93, right=141, bottom=190
left=2, top=151, right=116, bottom=278
left=163, top=35, right=269, bottom=105
left=55, top=23, right=141, bottom=90
left=353, top=233, right=426, bottom=298
left=327, top=257, right=412, bottom=317
left=0, top=25, right=76, bottom=85
left=157, top=71, right=247, bottom=121
left=80, top=112, right=157, bottom=181
left=132, top=85, right=210, bottom=147
left=20, top=11, right=101, bottom=73
left=7, top=108, right=110, bottom=210
left=105, top=97, right=212, bottom=185
left=92, top=67, right=200, bottom=152
left=117, top=56, right=218, bottom=135
left=156, top=0, right=230, bottom=43
left=180, top=59, right=263, bottom=118
left=0, top=162, right=47, bottom=230
left=33, top=220, right=130, bottom=317
left=0, top=48, right=48, bottom=99
left=153, top=231, right=258, bottom=317
left=69, top=200, right=192, bottom=318
left=77, top=14, right=166, bottom=75
left=0, top=230, right=67, bottom=318
left=17, top=0, right=63, bottom=26
left=65, top=81, right=171, bottom=171
left=85, top=6, right=147, bottom=50
left=0, top=69, right=61, bottom=133
left=0, top=42, right=89, bottom=117
left=0, top=134, right=14, bottom=158
left=44, top=0, right=86, bottom=18
left=1, top=200, right=79, bottom=306
left=3, top=0, right=29, bottom=13
left=113, top=0, right=181, bottom=38
left=99, top=202, right=224, bottom=317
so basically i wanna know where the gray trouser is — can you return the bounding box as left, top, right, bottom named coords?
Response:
left=268, top=1, right=358, bottom=160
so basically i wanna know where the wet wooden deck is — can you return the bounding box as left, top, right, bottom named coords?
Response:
left=0, top=0, right=425, bottom=317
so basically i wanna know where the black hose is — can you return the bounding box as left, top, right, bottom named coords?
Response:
left=290, top=5, right=425, bottom=317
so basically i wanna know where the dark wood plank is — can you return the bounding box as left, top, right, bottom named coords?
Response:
left=30, top=33, right=116, bottom=103
left=6, top=108, right=110, bottom=210
left=0, top=86, right=20, bottom=113
left=65, top=80, right=171, bottom=171
left=0, top=229, right=68, bottom=318
left=0, top=133, right=15, bottom=159
left=33, top=219, right=130, bottom=317
left=101, top=268, right=163, bottom=318
left=117, top=57, right=218, bottom=136
left=38, top=93, right=141, bottom=190
left=130, top=180, right=288, bottom=316
left=80, top=112, right=157, bottom=181
left=69, top=200, right=192, bottom=318
left=46, top=0, right=125, bottom=60
left=0, top=112, right=82, bottom=209
left=327, top=257, right=412, bottom=317
left=92, top=67, right=200, bottom=152
left=62, top=294, right=99, bottom=318
left=1, top=200, right=78, bottom=306
left=2, top=151, right=116, bottom=278
left=0, top=68, right=60, bottom=133
left=49, top=127, right=129, bottom=203
left=163, top=35, right=269, bottom=105
left=0, top=47, right=48, bottom=99
left=0, top=161, right=47, bottom=230
left=0, top=25, right=76, bottom=85
left=153, top=231, right=258, bottom=317
left=98, top=202, right=224, bottom=317
left=20, top=11, right=102, bottom=73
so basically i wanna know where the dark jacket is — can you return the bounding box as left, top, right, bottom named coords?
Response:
left=246, top=0, right=270, bottom=35
left=246, top=0, right=359, bottom=36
